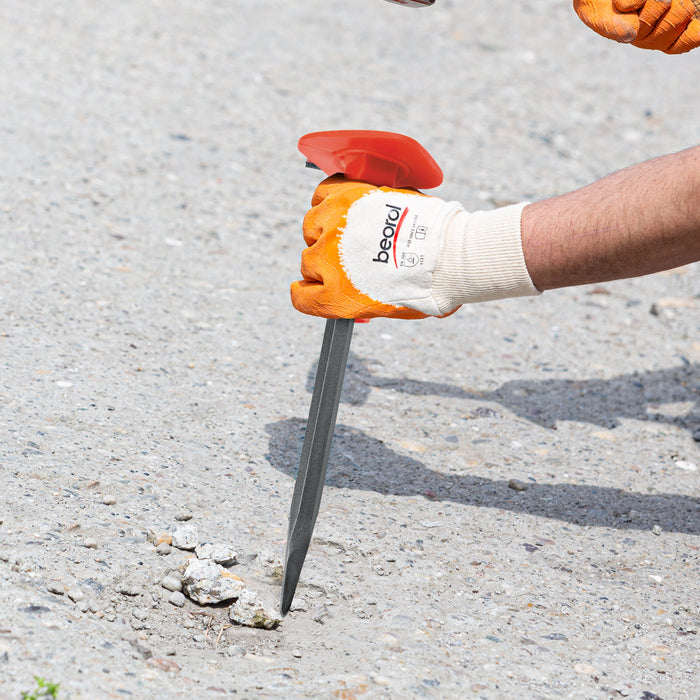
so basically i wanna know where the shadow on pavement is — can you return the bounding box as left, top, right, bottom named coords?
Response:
left=317, top=355, right=699, bottom=435
left=265, top=416, right=700, bottom=536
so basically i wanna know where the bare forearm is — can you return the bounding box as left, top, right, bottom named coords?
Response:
left=521, top=146, right=700, bottom=290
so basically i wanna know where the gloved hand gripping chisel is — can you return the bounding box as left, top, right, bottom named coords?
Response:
left=280, top=130, right=443, bottom=615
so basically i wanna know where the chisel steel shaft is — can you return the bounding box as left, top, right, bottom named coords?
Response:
left=280, top=317, right=354, bottom=615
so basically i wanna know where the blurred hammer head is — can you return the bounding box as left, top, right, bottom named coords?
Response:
left=383, top=0, right=435, bottom=6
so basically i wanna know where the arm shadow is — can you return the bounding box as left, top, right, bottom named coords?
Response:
left=324, top=354, right=699, bottom=435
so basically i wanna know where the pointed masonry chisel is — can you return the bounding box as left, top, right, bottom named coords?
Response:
left=280, top=130, right=443, bottom=615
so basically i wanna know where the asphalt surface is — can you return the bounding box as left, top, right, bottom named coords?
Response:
left=0, top=1, right=698, bottom=698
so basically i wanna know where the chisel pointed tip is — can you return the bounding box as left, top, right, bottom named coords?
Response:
left=279, top=572, right=298, bottom=616
left=280, top=547, right=306, bottom=615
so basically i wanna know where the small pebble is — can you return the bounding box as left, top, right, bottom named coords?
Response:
left=675, top=461, right=697, bottom=472
left=312, top=605, right=329, bottom=625
left=161, top=575, right=182, bottom=592
left=46, top=582, right=64, bottom=596
left=174, top=511, right=193, bottom=522
left=118, top=583, right=142, bottom=597
left=508, top=479, right=529, bottom=492
left=289, top=597, right=308, bottom=613
left=133, top=640, right=153, bottom=659
left=83, top=537, right=98, bottom=549
left=226, top=644, right=246, bottom=657
left=172, top=524, right=199, bottom=551
left=147, top=531, right=172, bottom=546
left=102, top=495, right=117, bottom=505
left=67, top=587, right=85, bottom=603
left=169, top=591, right=186, bottom=608
left=156, top=543, right=172, bottom=556
left=147, top=657, right=180, bottom=673
left=652, top=525, right=662, bottom=536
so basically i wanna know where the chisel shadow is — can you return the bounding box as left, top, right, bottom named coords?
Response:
left=265, top=418, right=700, bottom=535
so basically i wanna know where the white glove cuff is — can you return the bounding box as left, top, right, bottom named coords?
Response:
left=431, top=202, right=540, bottom=314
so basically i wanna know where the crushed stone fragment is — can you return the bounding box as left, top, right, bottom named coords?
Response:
left=182, top=558, right=247, bottom=605
left=195, top=542, right=214, bottom=560
left=196, top=542, right=238, bottom=567
left=229, top=589, right=281, bottom=630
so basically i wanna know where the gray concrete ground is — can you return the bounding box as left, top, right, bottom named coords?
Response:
left=0, top=1, right=698, bottom=698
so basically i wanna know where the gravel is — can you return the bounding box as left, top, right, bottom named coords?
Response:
left=0, top=0, right=698, bottom=698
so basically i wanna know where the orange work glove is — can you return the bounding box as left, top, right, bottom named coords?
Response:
left=573, top=0, right=700, bottom=53
left=290, top=176, right=539, bottom=320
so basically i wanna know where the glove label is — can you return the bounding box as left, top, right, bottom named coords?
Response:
left=372, top=204, right=407, bottom=264
left=338, top=190, right=449, bottom=315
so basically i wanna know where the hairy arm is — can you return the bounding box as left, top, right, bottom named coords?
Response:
left=521, top=145, right=700, bottom=290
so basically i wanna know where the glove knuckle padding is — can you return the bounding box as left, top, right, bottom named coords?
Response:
left=300, top=245, right=323, bottom=283
left=636, top=11, right=692, bottom=45
left=302, top=208, right=325, bottom=246
left=573, top=0, right=640, bottom=42
left=311, top=175, right=352, bottom=206
left=666, top=17, right=700, bottom=51
left=290, top=280, right=316, bottom=315
left=613, top=0, right=646, bottom=10
left=636, top=0, right=693, bottom=43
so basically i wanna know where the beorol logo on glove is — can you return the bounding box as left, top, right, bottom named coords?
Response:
left=372, top=204, right=408, bottom=266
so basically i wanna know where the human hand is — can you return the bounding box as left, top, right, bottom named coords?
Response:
left=290, top=176, right=538, bottom=320
left=573, top=0, right=700, bottom=53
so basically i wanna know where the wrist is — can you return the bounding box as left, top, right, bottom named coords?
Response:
left=431, top=202, right=540, bottom=313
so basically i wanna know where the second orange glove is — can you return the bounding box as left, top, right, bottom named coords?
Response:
left=573, top=0, right=700, bottom=54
